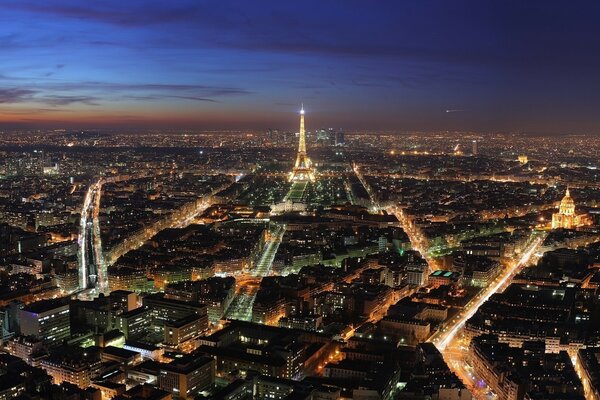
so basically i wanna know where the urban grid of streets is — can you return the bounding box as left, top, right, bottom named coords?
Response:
left=78, top=179, right=221, bottom=297
left=77, top=163, right=557, bottom=399
left=430, top=234, right=547, bottom=400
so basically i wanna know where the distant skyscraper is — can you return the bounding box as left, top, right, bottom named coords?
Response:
left=289, top=105, right=315, bottom=182
left=335, top=130, right=345, bottom=146
left=327, top=128, right=335, bottom=146
left=472, top=140, right=478, bottom=156
left=316, top=129, right=329, bottom=142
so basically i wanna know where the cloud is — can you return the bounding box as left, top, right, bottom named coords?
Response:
left=0, top=88, right=37, bottom=103
left=40, top=81, right=249, bottom=95
left=5, top=2, right=197, bottom=27
left=0, top=76, right=250, bottom=108
left=0, top=107, right=66, bottom=115
left=42, top=95, right=99, bottom=106
left=0, top=87, right=100, bottom=106
left=122, top=95, right=218, bottom=103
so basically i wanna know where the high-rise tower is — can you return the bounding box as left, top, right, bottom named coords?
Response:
left=289, top=105, right=315, bottom=182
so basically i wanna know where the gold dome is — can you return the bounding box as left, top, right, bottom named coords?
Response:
left=559, top=188, right=575, bottom=216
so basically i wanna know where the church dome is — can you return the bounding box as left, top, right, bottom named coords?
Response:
left=559, top=189, right=575, bottom=215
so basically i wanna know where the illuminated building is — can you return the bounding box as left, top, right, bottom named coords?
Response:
left=165, top=277, right=236, bottom=324
left=115, top=308, right=152, bottom=340
left=142, top=294, right=209, bottom=335
left=0, top=375, right=26, bottom=399
left=40, top=353, right=102, bottom=388
left=108, top=267, right=151, bottom=293
left=428, top=270, right=461, bottom=288
left=289, top=105, right=315, bottom=182
left=518, top=154, right=528, bottom=164
left=124, top=342, right=163, bottom=361
left=6, top=336, right=45, bottom=366
left=164, top=314, right=205, bottom=348
left=405, top=262, right=428, bottom=287
left=380, top=316, right=431, bottom=343
left=278, top=314, right=322, bottom=331
left=19, top=299, right=70, bottom=348
left=578, top=348, right=600, bottom=399
left=472, top=140, right=478, bottom=155
left=198, top=321, right=319, bottom=380
left=100, top=346, right=141, bottom=366
left=551, top=189, right=591, bottom=229
left=158, top=355, right=215, bottom=399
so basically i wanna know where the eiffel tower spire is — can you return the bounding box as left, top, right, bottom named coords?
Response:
left=289, top=105, right=315, bottom=182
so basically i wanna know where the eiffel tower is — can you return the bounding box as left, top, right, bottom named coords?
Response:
left=289, top=105, right=315, bottom=182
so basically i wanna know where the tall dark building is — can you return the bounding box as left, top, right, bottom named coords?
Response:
left=335, top=130, right=345, bottom=146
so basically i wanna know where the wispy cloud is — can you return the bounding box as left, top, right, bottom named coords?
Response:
left=4, top=2, right=197, bottom=27
left=0, top=79, right=250, bottom=107
left=0, top=88, right=37, bottom=103
left=42, top=95, right=99, bottom=106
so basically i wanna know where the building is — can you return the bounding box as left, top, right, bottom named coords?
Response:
left=379, top=316, right=431, bottom=343
left=108, top=267, right=151, bottom=293
left=109, top=290, right=139, bottom=313
left=142, top=294, right=208, bottom=334
left=115, top=307, right=152, bottom=340
left=19, top=299, right=70, bottom=348
left=165, top=277, right=236, bottom=324
left=428, top=270, right=461, bottom=288
left=0, top=374, right=26, bottom=399
left=41, top=352, right=102, bottom=388
left=164, top=315, right=205, bottom=348
left=406, top=261, right=428, bottom=286
left=158, top=355, right=215, bottom=399
left=551, top=189, right=592, bottom=229
left=198, top=321, right=328, bottom=380
left=91, top=381, right=126, bottom=400
left=577, top=347, right=600, bottom=400
left=454, top=255, right=500, bottom=287
left=115, top=383, right=172, bottom=400
left=101, top=346, right=141, bottom=367
left=278, top=314, right=322, bottom=332
left=470, top=334, right=583, bottom=400
left=6, top=335, right=46, bottom=366
left=335, top=130, right=345, bottom=146
left=124, top=342, right=163, bottom=361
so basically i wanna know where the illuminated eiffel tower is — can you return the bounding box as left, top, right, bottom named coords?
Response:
left=289, top=105, right=315, bottom=182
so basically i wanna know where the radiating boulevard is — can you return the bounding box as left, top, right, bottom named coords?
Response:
left=224, top=223, right=287, bottom=321
left=78, top=179, right=107, bottom=294
left=78, top=178, right=230, bottom=298
left=429, top=232, right=547, bottom=399
left=253, top=224, right=286, bottom=277
left=225, top=285, right=259, bottom=322
left=387, top=205, right=436, bottom=271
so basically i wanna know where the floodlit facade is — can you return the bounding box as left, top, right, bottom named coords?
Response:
left=551, top=189, right=591, bottom=229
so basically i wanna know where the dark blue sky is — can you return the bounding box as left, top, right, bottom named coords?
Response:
left=1, top=0, right=600, bottom=133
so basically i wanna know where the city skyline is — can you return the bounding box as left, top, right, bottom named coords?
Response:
left=2, top=1, right=600, bottom=133
left=1, top=4, right=600, bottom=399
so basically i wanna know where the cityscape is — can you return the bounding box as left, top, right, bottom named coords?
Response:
left=1, top=2, right=600, bottom=400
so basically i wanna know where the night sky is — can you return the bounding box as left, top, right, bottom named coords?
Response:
left=2, top=1, right=600, bottom=133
